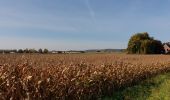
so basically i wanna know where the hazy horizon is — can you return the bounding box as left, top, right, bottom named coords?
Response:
left=0, top=0, right=170, bottom=50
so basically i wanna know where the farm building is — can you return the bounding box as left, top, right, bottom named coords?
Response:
left=163, top=43, right=170, bottom=53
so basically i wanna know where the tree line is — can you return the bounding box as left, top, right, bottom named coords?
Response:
left=0, top=32, right=165, bottom=55
left=0, top=48, right=49, bottom=54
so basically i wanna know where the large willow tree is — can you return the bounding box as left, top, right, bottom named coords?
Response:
left=127, top=32, right=164, bottom=54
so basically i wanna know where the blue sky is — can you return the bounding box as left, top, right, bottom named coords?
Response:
left=0, top=0, right=170, bottom=50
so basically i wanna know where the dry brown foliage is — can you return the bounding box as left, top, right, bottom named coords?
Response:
left=0, top=53, right=170, bottom=100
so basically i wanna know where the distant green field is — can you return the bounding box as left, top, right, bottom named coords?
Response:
left=103, top=72, right=170, bottom=100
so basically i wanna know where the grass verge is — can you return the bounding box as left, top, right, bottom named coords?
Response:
left=103, top=72, right=170, bottom=100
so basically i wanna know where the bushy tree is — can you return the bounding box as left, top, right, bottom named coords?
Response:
left=24, top=49, right=29, bottom=53
left=38, top=49, right=43, bottom=53
left=29, top=49, right=37, bottom=53
left=127, top=32, right=164, bottom=54
left=18, top=49, right=24, bottom=53
left=43, top=49, right=49, bottom=54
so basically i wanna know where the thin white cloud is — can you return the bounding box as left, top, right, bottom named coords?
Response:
left=85, top=0, right=96, bottom=23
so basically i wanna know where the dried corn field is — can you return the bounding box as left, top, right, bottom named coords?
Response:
left=0, top=53, right=170, bottom=100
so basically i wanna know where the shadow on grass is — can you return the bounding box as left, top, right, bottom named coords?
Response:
left=103, top=73, right=170, bottom=100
